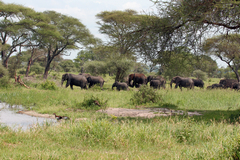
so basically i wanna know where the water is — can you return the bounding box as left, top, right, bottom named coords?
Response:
left=0, top=102, right=57, bottom=131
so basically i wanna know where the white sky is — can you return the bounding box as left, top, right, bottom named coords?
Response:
left=3, top=0, right=156, bottom=41
left=2, top=0, right=227, bottom=67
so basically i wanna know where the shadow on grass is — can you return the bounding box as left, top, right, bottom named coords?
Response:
left=147, top=103, right=179, bottom=110
left=190, top=109, right=240, bottom=124
left=108, top=109, right=240, bottom=125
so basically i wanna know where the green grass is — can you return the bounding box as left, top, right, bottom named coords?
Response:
left=0, top=75, right=240, bottom=159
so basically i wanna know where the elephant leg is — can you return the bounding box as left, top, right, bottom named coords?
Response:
left=66, top=81, right=70, bottom=88
left=175, top=83, right=178, bottom=88
left=70, top=84, right=73, bottom=90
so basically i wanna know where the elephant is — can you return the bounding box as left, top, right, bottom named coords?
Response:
left=170, top=76, right=194, bottom=91
left=61, top=73, right=88, bottom=90
left=112, top=81, right=129, bottom=91
left=207, top=83, right=223, bottom=89
left=192, top=79, right=204, bottom=88
left=150, top=80, right=161, bottom=89
left=219, top=79, right=238, bottom=89
left=87, top=76, right=105, bottom=89
left=128, top=73, right=147, bottom=88
left=147, top=75, right=166, bottom=89
left=78, top=73, right=91, bottom=79
left=232, top=82, right=240, bottom=90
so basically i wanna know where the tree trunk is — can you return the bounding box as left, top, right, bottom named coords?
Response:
left=3, top=59, right=8, bottom=69
left=25, top=58, right=32, bottom=77
left=115, top=68, right=121, bottom=82
left=43, top=63, right=50, bottom=79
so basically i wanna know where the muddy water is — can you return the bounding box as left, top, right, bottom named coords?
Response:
left=0, top=102, right=57, bottom=131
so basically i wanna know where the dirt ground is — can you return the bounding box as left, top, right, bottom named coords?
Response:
left=18, top=107, right=202, bottom=120
left=97, top=107, right=202, bottom=118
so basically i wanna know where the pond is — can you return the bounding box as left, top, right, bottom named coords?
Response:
left=0, top=102, right=57, bottom=131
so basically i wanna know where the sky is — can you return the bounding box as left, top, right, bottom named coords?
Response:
left=2, top=0, right=227, bottom=68
left=2, top=0, right=156, bottom=58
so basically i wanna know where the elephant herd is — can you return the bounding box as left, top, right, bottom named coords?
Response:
left=207, top=79, right=240, bottom=90
left=61, top=73, right=239, bottom=91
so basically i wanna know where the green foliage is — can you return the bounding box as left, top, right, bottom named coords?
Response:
left=131, top=85, right=161, bottom=105
left=192, top=69, right=207, bottom=81
left=107, top=57, right=134, bottom=81
left=30, top=63, right=44, bottom=74
left=40, top=80, right=58, bottom=90
left=59, top=60, right=77, bottom=72
left=161, top=48, right=196, bottom=78
left=0, top=64, right=10, bottom=88
left=0, top=63, right=8, bottom=77
left=84, top=61, right=107, bottom=75
left=0, top=76, right=11, bottom=88
left=74, top=95, right=108, bottom=110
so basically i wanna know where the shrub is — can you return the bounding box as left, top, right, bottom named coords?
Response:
left=130, top=85, right=161, bottom=105
left=30, top=63, right=44, bottom=74
left=192, top=70, right=208, bottom=81
left=40, top=80, right=58, bottom=90
left=74, top=95, right=108, bottom=110
left=0, top=64, right=11, bottom=88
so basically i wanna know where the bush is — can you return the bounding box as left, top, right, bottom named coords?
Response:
left=74, top=95, right=108, bottom=110
left=192, top=70, right=208, bottom=81
left=30, top=63, right=44, bottom=74
left=0, top=64, right=11, bottom=88
left=40, top=80, right=58, bottom=90
left=130, top=85, right=161, bottom=105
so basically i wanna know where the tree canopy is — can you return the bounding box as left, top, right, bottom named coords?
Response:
left=202, top=34, right=240, bottom=81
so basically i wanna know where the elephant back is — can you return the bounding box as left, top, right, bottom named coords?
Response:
left=79, top=73, right=91, bottom=79
left=219, top=79, right=238, bottom=88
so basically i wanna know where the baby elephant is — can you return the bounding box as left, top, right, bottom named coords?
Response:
left=150, top=80, right=161, bottom=89
left=112, top=81, right=129, bottom=91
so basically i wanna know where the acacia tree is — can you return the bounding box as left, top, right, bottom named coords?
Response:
left=96, top=10, right=148, bottom=81
left=41, top=11, right=95, bottom=79
left=0, top=2, right=49, bottom=68
left=202, top=34, right=240, bottom=81
left=134, top=0, right=240, bottom=77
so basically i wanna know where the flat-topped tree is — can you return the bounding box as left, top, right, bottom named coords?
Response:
left=0, top=2, right=49, bottom=69
left=96, top=10, right=149, bottom=81
left=41, top=11, right=96, bottom=79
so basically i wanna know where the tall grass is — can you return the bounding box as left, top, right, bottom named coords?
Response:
left=0, top=117, right=239, bottom=159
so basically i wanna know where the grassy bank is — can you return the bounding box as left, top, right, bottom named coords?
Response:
left=0, top=76, right=240, bottom=159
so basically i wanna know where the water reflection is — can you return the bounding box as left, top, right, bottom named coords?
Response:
left=0, top=103, right=57, bottom=131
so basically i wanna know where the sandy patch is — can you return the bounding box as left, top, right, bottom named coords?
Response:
left=97, top=107, right=202, bottom=118
left=18, top=110, right=55, bottom=119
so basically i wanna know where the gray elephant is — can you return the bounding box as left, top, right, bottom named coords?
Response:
left=192, top=79, right=204, bottom=88
left=170, top=76, right=194, bottom=91
left=112, top=81, right=129, bottom=91
left=231, top=82, right=240, bottom=90
left=207, top=83, right=223, bottom=89
left=219, top=79, right=238, bottom=89
left=87, top=76, right=105, bottom=89
left=150, top=80, right=161, bottom=89
left=78, top=73, right=91, bottom=79
left=61, top=73, right=88, bottom=90
left=147, top=75, right=166, bottom=89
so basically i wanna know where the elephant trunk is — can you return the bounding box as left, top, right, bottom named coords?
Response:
left=61, top=79, right=64, bottom=86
